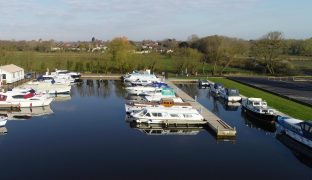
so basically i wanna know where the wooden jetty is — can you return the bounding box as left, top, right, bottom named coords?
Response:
left=166, top=80, right=237, bottom=137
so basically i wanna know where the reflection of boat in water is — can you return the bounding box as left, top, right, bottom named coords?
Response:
left=129, top=121, right=204, bottom=136
left=276, top=133, right=312, bottom=168
left=0, top=127, right=8, bottom=135
left=53, top=95, right=71, bottom=102
left=241, top=110, right=276, bottom=132
left=2, top=106, right=54, bottom=120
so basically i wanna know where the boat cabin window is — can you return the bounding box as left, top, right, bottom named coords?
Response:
left=253, top=102, right=261, bottom=106
left=145, top=113, right=151, bottom=117
left=183, top=114, right=193, bottom=118
left=12, top=95, right=25, bottom=99
left=170, top=114, right=179, bottom=117
left=152, top=113, right=162, bottom=117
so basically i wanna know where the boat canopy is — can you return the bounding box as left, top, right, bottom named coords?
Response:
left=226, top=88, right=240, bottom=96
left=161, top=88, right=175, bottom=96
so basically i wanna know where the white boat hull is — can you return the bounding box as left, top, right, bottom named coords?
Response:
left=276, top=123, right=312, bottom=148
left=0, top=118, right=8, bottom=127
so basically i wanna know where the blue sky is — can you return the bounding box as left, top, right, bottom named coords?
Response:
left=0, top=0, right=311, bottom=41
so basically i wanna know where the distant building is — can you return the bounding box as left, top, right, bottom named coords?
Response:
left=0, top=64, right=24, bottom=84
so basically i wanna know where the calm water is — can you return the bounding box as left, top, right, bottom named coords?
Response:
left=0, top=80, right=311, bottom=180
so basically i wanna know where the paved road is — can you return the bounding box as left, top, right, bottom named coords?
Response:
left=229, top=77, right=312, bottom=106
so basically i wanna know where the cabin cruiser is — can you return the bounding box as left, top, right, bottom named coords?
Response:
left=198, top=79, right=209, bottom=87
left=123, top=70, right=160, bottom=83
left=210, top=83, right=224, bottom=95
left=0, top=91, right=53, bottom=108
left=43, top=69, right=78, bottom=84
left=276, top=116, right=312, bottom=148
left=241, top=98, right=276, bottom=123
left=128, top=107, right=204, bottom=124
left=219, top=88, right=242, bottom=102
left=20, top=81, right=71, bottom=95
left=0, top=115, right=8, bottom=127
left=53, top=69, right=81, bottom=80
left=128, top=79, right=154, bottom=86
left=125, top=83, right=169, bottom=95
left=144, top=88, right=183, bottom=102
left=125, top=98, right=192, bottom=114
left=36, top=75, right=74, bottom=85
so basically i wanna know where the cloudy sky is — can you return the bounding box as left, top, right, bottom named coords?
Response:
left=0, top=0, right=311, bottom=41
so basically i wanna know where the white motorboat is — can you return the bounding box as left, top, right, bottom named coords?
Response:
left=276, top=116, right=312, bottom=148
left=38, top=75, right=74, bottom=85
left=53, top=69, right=81, bottom=80
left=125, top=98, right=192, bottom=114
left=125, top=83, right=169, bottom=96
left=0, top=115, right=8, bottom=127
left=43, top=69, right=76, bottom=84
left=128, top=107, right=204, bottom=124
left=198, top=79, right=209, bottom=87
left=144, top=88, right=182, bottom=102
left=126, top=86, right=162, bottom=96
left=123, top=70, right=160, bottom=83
left=219, top=88, right=242, bottom=102
left=241, top=98, right=276, bottom=123
left=0, top=91, right=53, bottom=108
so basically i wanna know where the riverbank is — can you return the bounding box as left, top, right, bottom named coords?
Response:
left=208, top=77, right=312, bottom=120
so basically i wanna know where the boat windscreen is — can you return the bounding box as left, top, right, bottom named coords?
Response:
left=227, top=89, right=239, bottom=96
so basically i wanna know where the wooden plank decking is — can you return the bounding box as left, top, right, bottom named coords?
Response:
left=166, top=80, right=237, bottom=137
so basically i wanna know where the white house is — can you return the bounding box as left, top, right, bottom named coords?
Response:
left=0, top=64, right=24, bottom=84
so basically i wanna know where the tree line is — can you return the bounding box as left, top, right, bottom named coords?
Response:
left=0, top=32, right=311, bottom=75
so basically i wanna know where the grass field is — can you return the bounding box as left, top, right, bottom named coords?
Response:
left=0, top=51, right=253, bottom=75
left=208, top=77, right=312, bottom=120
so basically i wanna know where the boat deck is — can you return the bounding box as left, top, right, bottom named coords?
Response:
left=166, top=80, right=237, bottom=137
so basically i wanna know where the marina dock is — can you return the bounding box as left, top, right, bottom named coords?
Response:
left=166, top=80, right=237, bottom=137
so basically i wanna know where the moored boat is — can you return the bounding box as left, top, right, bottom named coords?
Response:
left=128, top=107, right=204, bottom=124
left=210, top=83, right=224, bottom=95
left=276, top=116, right=312, bottom=148
left=241, top=98, right=276, bottom=123
left=219, top=88, right=242, bottom=102
left=144, top=88, right=182, bottom=102
left=0, top=91, right=53, bottom=108
left=125, top=98, right=192, bottom=114
left=0, top=115, right=8, bottom=127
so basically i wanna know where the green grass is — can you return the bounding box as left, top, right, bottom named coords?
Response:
left=0, top=51, right=254, bottom=75
left=208, top=77, right=312, bottom=120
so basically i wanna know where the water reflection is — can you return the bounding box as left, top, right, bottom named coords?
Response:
left=73, top=79, right=127, bottom=98
left=129, top=121, right=204, bottom=136
left=276, top=133, right=312, bottom=168
left=241, top=111, right=276, bottom=132
left=54, top=95, right=71, bottom=102
left=0, top=127, right=7, bottom=135
left=3, top=106, right=54, bottom=120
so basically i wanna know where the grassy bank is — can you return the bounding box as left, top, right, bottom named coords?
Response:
left=208, top=77, right=312, bottom=120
